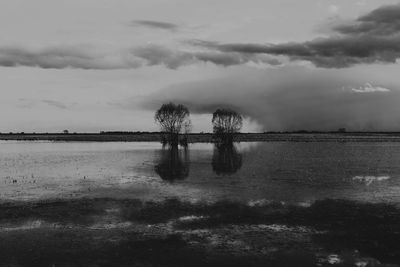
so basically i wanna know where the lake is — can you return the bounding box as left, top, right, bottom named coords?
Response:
left=1, top=140, right=400, bottom=205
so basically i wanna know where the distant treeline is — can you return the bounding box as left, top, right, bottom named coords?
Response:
left=3, top=130, right=400, bottom=135
left=100, top=131, right=161, bottom=135
left=3, top=132, right=400, bottom=142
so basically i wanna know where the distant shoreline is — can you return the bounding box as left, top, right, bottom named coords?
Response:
left=3, top=132, right=400, bottom=142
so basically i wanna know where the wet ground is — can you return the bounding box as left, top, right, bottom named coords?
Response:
left=0, top=198, right=399, bottom=266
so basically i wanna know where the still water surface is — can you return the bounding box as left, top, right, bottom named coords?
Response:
left=1, top=141, right=400, bottom=204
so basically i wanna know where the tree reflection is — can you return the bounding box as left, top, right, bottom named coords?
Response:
left=154, top=146, right=190, bottom=181
left=212, top=143, right=242, bottom=175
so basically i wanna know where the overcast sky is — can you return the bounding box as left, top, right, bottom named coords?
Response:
left=1, top=0, right=400, bottom=132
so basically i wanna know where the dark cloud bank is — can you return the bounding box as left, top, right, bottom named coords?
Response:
left=1, top=4, right=400, bottom=69
left=191, top=4, right=400, bottom=68
left=139, top=66, right=400, bottom=131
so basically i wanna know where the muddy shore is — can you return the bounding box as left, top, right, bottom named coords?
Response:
left=0, top=198, right=399, bottom=266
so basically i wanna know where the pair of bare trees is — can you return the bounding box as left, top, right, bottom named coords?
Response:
left=154, top=102, right=242, bottom=146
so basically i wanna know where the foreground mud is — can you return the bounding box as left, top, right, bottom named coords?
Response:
left=0, top=198, right=399, bottom=267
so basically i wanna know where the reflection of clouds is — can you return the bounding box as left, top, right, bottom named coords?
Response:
left=187, top=143, right=213, bottom=151
left=0, top=220, right=44, bottom=232
left=352, top=175, right=390, bottom=186
left=235, top=142, right=260, bottom=152
left=154, top=146, right=190, bottom=181
left=354, top=257, right=383, bottom=267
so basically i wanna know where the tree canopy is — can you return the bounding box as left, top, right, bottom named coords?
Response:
left=212, top=108, right=243, bottom=135
left=155, top=102, right=191, bottom=134
left=155, top=102, right=191, bottom=146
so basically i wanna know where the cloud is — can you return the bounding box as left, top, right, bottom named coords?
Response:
left=130, top=20, right=180, bottom=31
left=16, top=98, right=74, bottom=110
left=334, top=4, right=400, bottom=36
left=0, top=44, right=282, bottom=70
left=42, top=100, right=69, bottom=109
left=132, top=45, right=194, bottom=69
left=2, top=4, right=400, bottom=70
left=136, top=66, right=400, bottom=131
left=16, top=98, right=36, bottom=109
left=344, top=83, right=391, bottom=93
left=0, top=45, right=142, bottom=69
left=132, top=45, right=282, bottom=68
left=190, top=4, right=400, bottom=68
left=328, top=5, right=339, bottom=15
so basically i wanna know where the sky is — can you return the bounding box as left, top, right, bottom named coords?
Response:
left=1, top=0, right=400, bottom=132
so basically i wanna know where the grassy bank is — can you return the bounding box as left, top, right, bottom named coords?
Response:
left=3, top=132, right=400, bottom=142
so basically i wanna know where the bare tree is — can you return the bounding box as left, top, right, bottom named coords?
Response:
left=155, top=102, right=191, bottom=146
left=212, top=108, right=243, bottom=143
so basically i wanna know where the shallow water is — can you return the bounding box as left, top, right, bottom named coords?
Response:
left=1, top=141, right=400, bottom=204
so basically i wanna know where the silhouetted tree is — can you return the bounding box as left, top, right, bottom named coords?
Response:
left=212, top=143, right=242, bottom=175
left=154, top=146, right=190, bottom=181
left=212, top=108, right=243, bottom=144
left=155, top=102, right=191, bottom=146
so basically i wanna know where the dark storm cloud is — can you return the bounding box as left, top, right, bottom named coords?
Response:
left=334, top=4, right=400, bottom=35
left=137, top=67, right=400, bottom=131
left=190, top=4, right=400, bottom=68
left=130, top=20, right=180, bottom=31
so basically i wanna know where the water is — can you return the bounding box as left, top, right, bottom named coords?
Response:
left=1, top=140, right=400, bottom=204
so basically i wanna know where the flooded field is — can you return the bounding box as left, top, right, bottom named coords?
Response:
left=1, top=141, right=400, bottom=204
left=1, top=141, right=400, bottom=266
